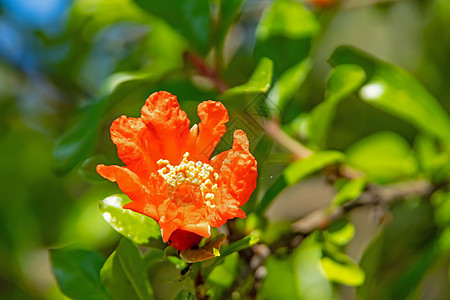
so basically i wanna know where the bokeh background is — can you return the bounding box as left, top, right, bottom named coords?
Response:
left=1, top=0, right=449, bottom=299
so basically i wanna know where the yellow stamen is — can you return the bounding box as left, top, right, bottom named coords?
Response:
left=157, top=152, right=219, bottom=205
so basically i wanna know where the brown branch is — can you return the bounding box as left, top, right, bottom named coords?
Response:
left=291, top=179, right=434, bottom=234
left=184, top=51, right=229, bottom=93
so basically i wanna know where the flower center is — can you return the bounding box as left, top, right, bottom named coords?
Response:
left=157, top=152, right=219, bottom=208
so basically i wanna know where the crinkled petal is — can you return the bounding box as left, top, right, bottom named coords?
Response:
left=110, top=116, right=157, bottom=177
left=218, top=130, right=258, bottom=206
left=140, top=91, right=190, bottom=163
left=195, top=101, right=229, bottom=161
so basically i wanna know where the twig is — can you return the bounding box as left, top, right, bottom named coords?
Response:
left=184, top=51, right=229, bottom=93
left=291, top=179, right=434, bottom=234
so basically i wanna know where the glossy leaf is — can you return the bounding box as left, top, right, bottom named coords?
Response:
left=220, top=232, right=260, bottom=257
left=99, top=194, right=161, bottom=244
left=331, top=177, right=367, bottom=206
left=180, top=235, right=227, bottom=263
left=100, top=238, right=154, bottom=300
left=330, top=46, right=450, bottom=143
left=284, top=151, right=345, bottom=186
left=50, top=247, right=111, bottom=300
left=222, top=57, right=273, bottom=97
left=308, top=64, right=366, bottom=149
left=346, top=132, right=418, bottom=183
left=133, top=0, right=211, bottom=55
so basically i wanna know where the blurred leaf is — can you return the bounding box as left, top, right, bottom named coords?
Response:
left=330, top=46, right=450, bottom=143
left=284, top=151, right=345, bottom=186
left=99, top=194, right=161, bottom=244
left=324, top=219, right=355, bottom=246
left=221, top=57, right=273, bottom=97
left=256, top=0, right=319, bottom=41
left=331, top=177, right=367, bottom=206
left=180, top=235, right=226, bottom=263
left=255, top=0, right=319, bottom=109
left=431, top=190, right=450, bottom=227
left=143, top=248, right=165, bottom=269
left=101, top=238, right=153, bottom=300
left=50, top=247, right=111, bottom=300
left=358, top=200, right=439, bottom=299
left=268, top=58, right=312, bottom=112
left=346, top=132, right=418, bottom=183
left=258, top=255, right=298, bottom=299
left=293, top=234, right=333, bottom=300
left=134, top=0, right=211, bottom=54
left=257, top=175, right=287, bottom=216
left=53, top=99, right=106, bottom=175
left=78, top=155, right=108, bottom=182
left=308, top=64, right=366, bottom=149
left=175, top=290, right=196, bottom=300
left=206, top=252, right=239, bottom=299
left=216, top=0, right=245, bottom=47
left=414, top=133, right=450, bottom=182
left=321, top=256, right=365, bottom=286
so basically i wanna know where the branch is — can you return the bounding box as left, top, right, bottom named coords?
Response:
left=291, top=179, right=434, bottom=234
left=184, top=51, right=229, bottom=93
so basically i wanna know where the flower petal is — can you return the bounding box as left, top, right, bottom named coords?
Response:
left=96, top=164, right=148, bottom=205
left=110, top=116, right=157, bottom=177
left=195, top=101, right=229, bottom=161
left=140, top=91, right=190, bottom=163
left=218, top=130, right=258, bottom=206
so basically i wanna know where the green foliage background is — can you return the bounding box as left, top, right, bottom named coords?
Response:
left=0, top=0, right=449, bottom=299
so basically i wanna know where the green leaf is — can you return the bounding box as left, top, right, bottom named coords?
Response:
left=99, top=194, right=161, bottom=244
left=331, top=177, right=367, bottom=206
left=50, top=247, right=111, bottom=300
left=330, top=46, right=450, bottom=143
left=133, top=0, right=211, bottom=55
left=257, top=176, right=287, bottom=216
left=258, top=255, right=299, bottom=299
left=101, top=238, right=154, bottom=300
left=220, top=232, right=260, bottom=257
left=216, top=0, right=245, bottom=47
left=255, top=0, right=319, bottom=109
left=308, top=64, right=366, bottom=149
left=324, top=219, right=355, bottom=246
left=284, top=151, right=345, bottom=186
left=321, top=256, right=365, bottom=286
left=293, top=234, right=333, bottom=300
left=221, top=57, right=273, bottom=97
left=53, top=99, right=106, bottom=175
left=175, top=290, right=196, bottom=300
left=346, top=132, right=418, bottom=183
left=256, top=0, right=319, bottom=41
left=268, top=58, right=312, bottom=112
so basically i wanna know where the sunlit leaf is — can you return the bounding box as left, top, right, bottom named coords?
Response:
left=220, top=232, right=260, bottom=257
left=324, top=219, right=355, bottom=246
left=50, top=247, right=111, bottom=300
left=284, top=151, right=345, bottom=186
left=180, top=235, right=227, bottom=263
left=331, top=177, right=367, bottom=206
left=221, top=57, right=273, bottom=97
left=330, top=46, right=450, bottom=143
left=99, top=194, right=161, bottom=244
left=308, top=64, right=366, bottom=149
left=321, top=256, right=365, bottom=286
left=133, top=0, right=211, bottom=54
left=346, top=132, right=418, bottom=183
left=100, top=238, right=154, bottom=300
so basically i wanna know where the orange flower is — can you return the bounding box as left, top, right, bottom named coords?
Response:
left=97, top=91, right=257, bottom=250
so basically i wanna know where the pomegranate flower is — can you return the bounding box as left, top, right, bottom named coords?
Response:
left=97, top=91, right=257, bottom=250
